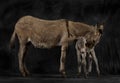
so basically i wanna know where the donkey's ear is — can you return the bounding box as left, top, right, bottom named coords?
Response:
left=98, top=24, right=104, bottom=34
left=95, top=24, right=97, bottom=28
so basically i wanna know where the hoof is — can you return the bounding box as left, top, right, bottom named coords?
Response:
left=21, top=71, right=30, bottom=77
left=97, top=71, right=100, bottom=78
left=26, top=70, right=30, bottom=76
left=86, top=71, right=89, bottom=75
left=61, top=72, right=67, bottom=78
left=22, top=73, right=27, bottom=77
left=77, top=73, right=81, bottom=78
left=97, top=73, right=100, bottom=78
left=60, top=70, right=66, bottom=78
left=84, top=74, right=88, bottom=79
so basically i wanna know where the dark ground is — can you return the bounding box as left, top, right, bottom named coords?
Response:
left=0, top=75, right=120, bottom=83
left=0, top=0, right=120, bottom=83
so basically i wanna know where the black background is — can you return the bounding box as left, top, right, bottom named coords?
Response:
left=0, top=0, right=120, bottom=76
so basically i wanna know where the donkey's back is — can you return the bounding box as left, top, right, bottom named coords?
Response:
left=13, top=16, right=68, bottom=48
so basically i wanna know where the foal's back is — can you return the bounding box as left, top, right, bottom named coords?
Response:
left=75, top=37, right=87, bottom=53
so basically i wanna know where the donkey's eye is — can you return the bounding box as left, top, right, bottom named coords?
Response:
left=99, top=29, right=103, bottom=34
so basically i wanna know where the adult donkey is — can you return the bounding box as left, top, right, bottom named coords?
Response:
left=9, top=15, right=104, bottom=77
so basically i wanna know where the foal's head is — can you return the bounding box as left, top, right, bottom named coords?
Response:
left=77, top=37, right=87, bottom=47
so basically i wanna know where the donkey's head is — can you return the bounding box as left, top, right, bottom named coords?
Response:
left=95, top=22, right=104, bottom=34
left=91, top=22, right=105, bottom=46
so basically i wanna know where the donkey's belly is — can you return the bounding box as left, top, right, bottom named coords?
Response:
left=32, top=42, right=52, bottom=48
left=28, top=37, right=59, bottom=48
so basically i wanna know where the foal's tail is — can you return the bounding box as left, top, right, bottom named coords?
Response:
left=9, top=30, right=16, bottom=49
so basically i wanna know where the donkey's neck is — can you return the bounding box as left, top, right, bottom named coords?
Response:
left=68, top=21, right=95, bottom=38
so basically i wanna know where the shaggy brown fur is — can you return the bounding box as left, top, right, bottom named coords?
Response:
left=10, top=15, right=102, bottom=77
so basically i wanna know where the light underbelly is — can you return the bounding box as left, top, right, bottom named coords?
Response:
left=27, top=37, right=61, bottom=48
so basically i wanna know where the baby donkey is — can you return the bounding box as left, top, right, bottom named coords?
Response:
left=75, top=37, right=87, bottom=78
left=75, top=24, right=103, bottom=78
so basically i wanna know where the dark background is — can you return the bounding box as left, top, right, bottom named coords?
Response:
left=0, top=0, right=120, bottom=77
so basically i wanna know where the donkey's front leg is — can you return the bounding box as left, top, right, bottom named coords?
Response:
left=60, top=44, right=68, bottom=78
left=91, top=50, right=100, bottom=77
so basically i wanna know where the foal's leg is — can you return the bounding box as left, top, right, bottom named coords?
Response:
left=81, top=52, right=87, bottom=78
left=18, top=43, right=29, bottom=77
left=91, top=50, right=100, bottom=77
left=60, top=44, right=68, bottom=77
left=87, top=52, right=93, bottom=74
left=76, top=50, right=82, bottom=76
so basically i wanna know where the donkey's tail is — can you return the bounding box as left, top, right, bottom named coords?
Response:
left=9, top=30, right=16, bottom=49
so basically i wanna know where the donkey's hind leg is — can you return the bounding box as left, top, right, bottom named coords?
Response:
left=23, top=45, right=30, bottom=75
left=18, top=43, right=29, bottom=77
